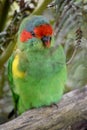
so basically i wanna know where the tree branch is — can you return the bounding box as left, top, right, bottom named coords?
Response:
left=0, top=40, right=16, bottom=68
left=0, top=86, right=87, bottom=130
left=32, top=0, right=53, bottom=15
left=0, top=0, right=11, bottom=31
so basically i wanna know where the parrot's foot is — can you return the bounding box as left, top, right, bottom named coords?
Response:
left=8, top=109, right=18, bottom=119
left=50, top=103, right=58, bottom=108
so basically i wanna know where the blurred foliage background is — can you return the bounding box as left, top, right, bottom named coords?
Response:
left=0, top=0, right=87, bottom=124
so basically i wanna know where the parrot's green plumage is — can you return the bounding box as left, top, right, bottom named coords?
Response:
left=8, top=15, right=67, bottom=115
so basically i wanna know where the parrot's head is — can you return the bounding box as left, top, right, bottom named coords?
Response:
left=17, top=16, right=54, bottom=51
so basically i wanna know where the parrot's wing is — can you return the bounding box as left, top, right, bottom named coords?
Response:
left=8, top=54, right=19, bottom=116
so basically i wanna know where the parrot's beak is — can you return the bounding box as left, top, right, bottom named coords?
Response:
left=44, top=41, right=50, bottom=48
left=41, top=36, right=51, bottom=48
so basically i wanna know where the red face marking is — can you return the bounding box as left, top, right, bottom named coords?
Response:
left=20, top=30, right=33, bottom=42
left=34, top=24, right=53, bottom=38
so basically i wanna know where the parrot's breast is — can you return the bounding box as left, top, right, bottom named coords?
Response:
left=20, top=49, right=63, bottom=79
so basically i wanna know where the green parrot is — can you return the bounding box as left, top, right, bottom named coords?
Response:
left=8, top=15, right=67, bottom=115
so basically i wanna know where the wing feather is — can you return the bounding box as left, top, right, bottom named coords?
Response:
left=8, top=54, right=19, bottom=111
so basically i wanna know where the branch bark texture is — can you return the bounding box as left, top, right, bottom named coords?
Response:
left=0, top=86, right=87, bottom=130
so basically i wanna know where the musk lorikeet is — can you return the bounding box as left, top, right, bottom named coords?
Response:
left=8, top=15, right=67, bottom=115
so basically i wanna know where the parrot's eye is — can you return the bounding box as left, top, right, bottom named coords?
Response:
left=30, top=31, right=35, bottom=36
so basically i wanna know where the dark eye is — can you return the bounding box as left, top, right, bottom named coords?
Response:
left=30, top=31, right=35, bottom=36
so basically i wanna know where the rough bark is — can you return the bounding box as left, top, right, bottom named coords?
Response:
left=0, top=86, right=87, bottom=130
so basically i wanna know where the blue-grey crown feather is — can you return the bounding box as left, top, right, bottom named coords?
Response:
left=25, top=16, right=49, bottom=32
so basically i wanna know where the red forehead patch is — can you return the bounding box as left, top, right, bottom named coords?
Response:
left=34, top=24, right=53, bottom=38
left=20, top=30, right=33, bottom=42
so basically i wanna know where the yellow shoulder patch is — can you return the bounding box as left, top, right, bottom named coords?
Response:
left=12, top=54, right=25, bottom=78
